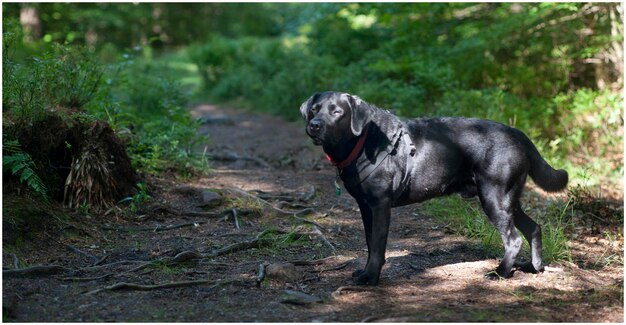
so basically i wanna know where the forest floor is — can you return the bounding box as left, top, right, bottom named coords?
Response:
left=3, top=103, right=624, bottom=322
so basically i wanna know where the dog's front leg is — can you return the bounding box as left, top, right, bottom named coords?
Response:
left=355, top=200, right=391, bottom=285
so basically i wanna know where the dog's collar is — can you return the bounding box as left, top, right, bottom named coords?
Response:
left=325, top=127, right=369, bottom=169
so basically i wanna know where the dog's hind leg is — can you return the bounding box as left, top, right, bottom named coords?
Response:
left=513, top=203, right=544, bottom=273
left=476, top=178, right=524, bottom=279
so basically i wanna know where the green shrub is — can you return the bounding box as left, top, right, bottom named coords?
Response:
left=91, top=57, right=209, bottom=176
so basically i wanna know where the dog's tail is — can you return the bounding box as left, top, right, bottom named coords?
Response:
left=524, top=136, right=568, bottom=192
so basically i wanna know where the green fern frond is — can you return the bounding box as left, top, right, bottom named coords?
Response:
left=3, top=138, right=49, bottom=201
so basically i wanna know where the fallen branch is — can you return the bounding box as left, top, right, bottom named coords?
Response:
left=84, top=278, right=242, bottom=295
left=3, top=265, right=72, bottom=278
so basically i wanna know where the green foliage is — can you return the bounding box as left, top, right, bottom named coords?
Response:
left=3, top=22, right=103, bottom=129
left=3, top=19, right=210, bottom=194
left=184, top=3, right=622, bottom=187
left=82, top=54, right=209, bottom=176
left=2, top=139, right=49, bottom=201
left=419, top=196, right=502, bottom=256
left=419, top=194, right=573, bottom=264
left=188, top=36, right=338, bottom=120
left=119, top=182, right=151, bottom=214
left=540, top=199, right=574, bottom=263
left=2, top=3, right=286, bottom=49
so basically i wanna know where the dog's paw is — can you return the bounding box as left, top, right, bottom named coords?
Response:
left=351, top=269, right=365, bottom=278
left=514, top=262, right=544, bottom=274
left=354, top=272, right=379, bottom=285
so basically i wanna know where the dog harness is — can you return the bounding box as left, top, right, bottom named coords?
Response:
left=330, top=123, right=416, bottom=193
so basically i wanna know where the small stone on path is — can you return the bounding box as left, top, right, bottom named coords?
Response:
left=279, top=290, right=323, bottom=305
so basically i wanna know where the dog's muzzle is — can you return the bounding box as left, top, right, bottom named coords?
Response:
left=307, top=119, right=324, bottom=144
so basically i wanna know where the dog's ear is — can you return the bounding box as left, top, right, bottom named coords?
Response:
left=347, top=94, right=373, bottom=136
left=300, top=93, right=321, bottom=121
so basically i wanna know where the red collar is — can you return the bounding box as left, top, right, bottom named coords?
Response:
left=325, top=127, right=369, bottom=169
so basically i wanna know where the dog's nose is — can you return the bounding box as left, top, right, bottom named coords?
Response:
left=308, top=120, right=322, bottom=134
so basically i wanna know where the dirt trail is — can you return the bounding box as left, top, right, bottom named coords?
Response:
left=3, top=104, right=623, bottom=322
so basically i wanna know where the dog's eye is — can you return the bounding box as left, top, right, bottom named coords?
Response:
left=310, top=105, right=320, bottom=113
left=332, top=108, right=343, bottom=116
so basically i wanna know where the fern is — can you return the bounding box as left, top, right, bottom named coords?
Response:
left=3, top=139, right=49, bottom=201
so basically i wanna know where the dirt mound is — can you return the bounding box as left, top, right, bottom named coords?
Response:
left=3, top=110, right=137, bottom=208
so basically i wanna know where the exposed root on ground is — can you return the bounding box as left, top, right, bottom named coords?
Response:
left=3, top=265, right=73, bottom=277
left=84, top=278, right=245, bottom=295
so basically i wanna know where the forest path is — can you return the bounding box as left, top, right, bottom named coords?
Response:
left=3, top=104, right=623, bottom=322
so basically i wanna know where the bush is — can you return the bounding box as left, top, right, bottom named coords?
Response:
left=88, top=56, right=209, bottom=176
left=3, top=33, right=138, bottom=207
left=189, top=36, right=341, bottom=120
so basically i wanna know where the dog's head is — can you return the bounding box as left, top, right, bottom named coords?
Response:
left=299, top=91, right=374, bottom=146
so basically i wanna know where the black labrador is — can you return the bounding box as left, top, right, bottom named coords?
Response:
left=300, top=91, right=568, bottom=285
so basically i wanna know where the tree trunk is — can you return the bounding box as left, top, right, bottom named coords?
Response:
left=19, top=6, right=41, bottom=41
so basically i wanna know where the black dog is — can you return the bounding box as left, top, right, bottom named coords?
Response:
left=300, top=91, right=568, bottom=285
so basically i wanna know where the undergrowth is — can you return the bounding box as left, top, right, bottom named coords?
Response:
left=419, top=194, right=573, bottom=265
left=2, top=139, right=49, bottom=202
left=185, top=29, right=623, bottom=191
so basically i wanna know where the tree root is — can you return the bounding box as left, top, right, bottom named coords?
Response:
left=101, top=221, right=209, bottom=232
left=66, top=244, right=99, bottom=263
left=9, top=253, right=19, bottom=269
left=205, top=229, right=273, bottom=258
left=319, top=260, right=352, bottom=273
left=224, top=188, right=314, bottom=216
left=84, top=278, right=243, bottom=295
left=292, top=216, right=325, bottom=230
left=58, top=273, right=116, bottom=282
left=252, top=185, right=316, bottom=203
left=256, top=263, right=267, bottom=286
left=311, top=225, right=337, bottom=255
left=210, top=152, right=272, bottom=169
left=289, top=256, right=340, bottom=266
left=78, top=260, right=148, bottom=272
left=331, top=285, right=373, bottom=299
left=3, top=265, right=73, bottom=278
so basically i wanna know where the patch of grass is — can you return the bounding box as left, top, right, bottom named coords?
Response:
left=540, top=198, right=573, bottom=264
left=225, top=196, right=264, bottom=213
left=419, top=196, right=502, bottom=256
left=419, top=194, right=573, bottom=264
left=256, top=228, right=309, bottom=255
left=148, top=260, right=194, bottom=275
